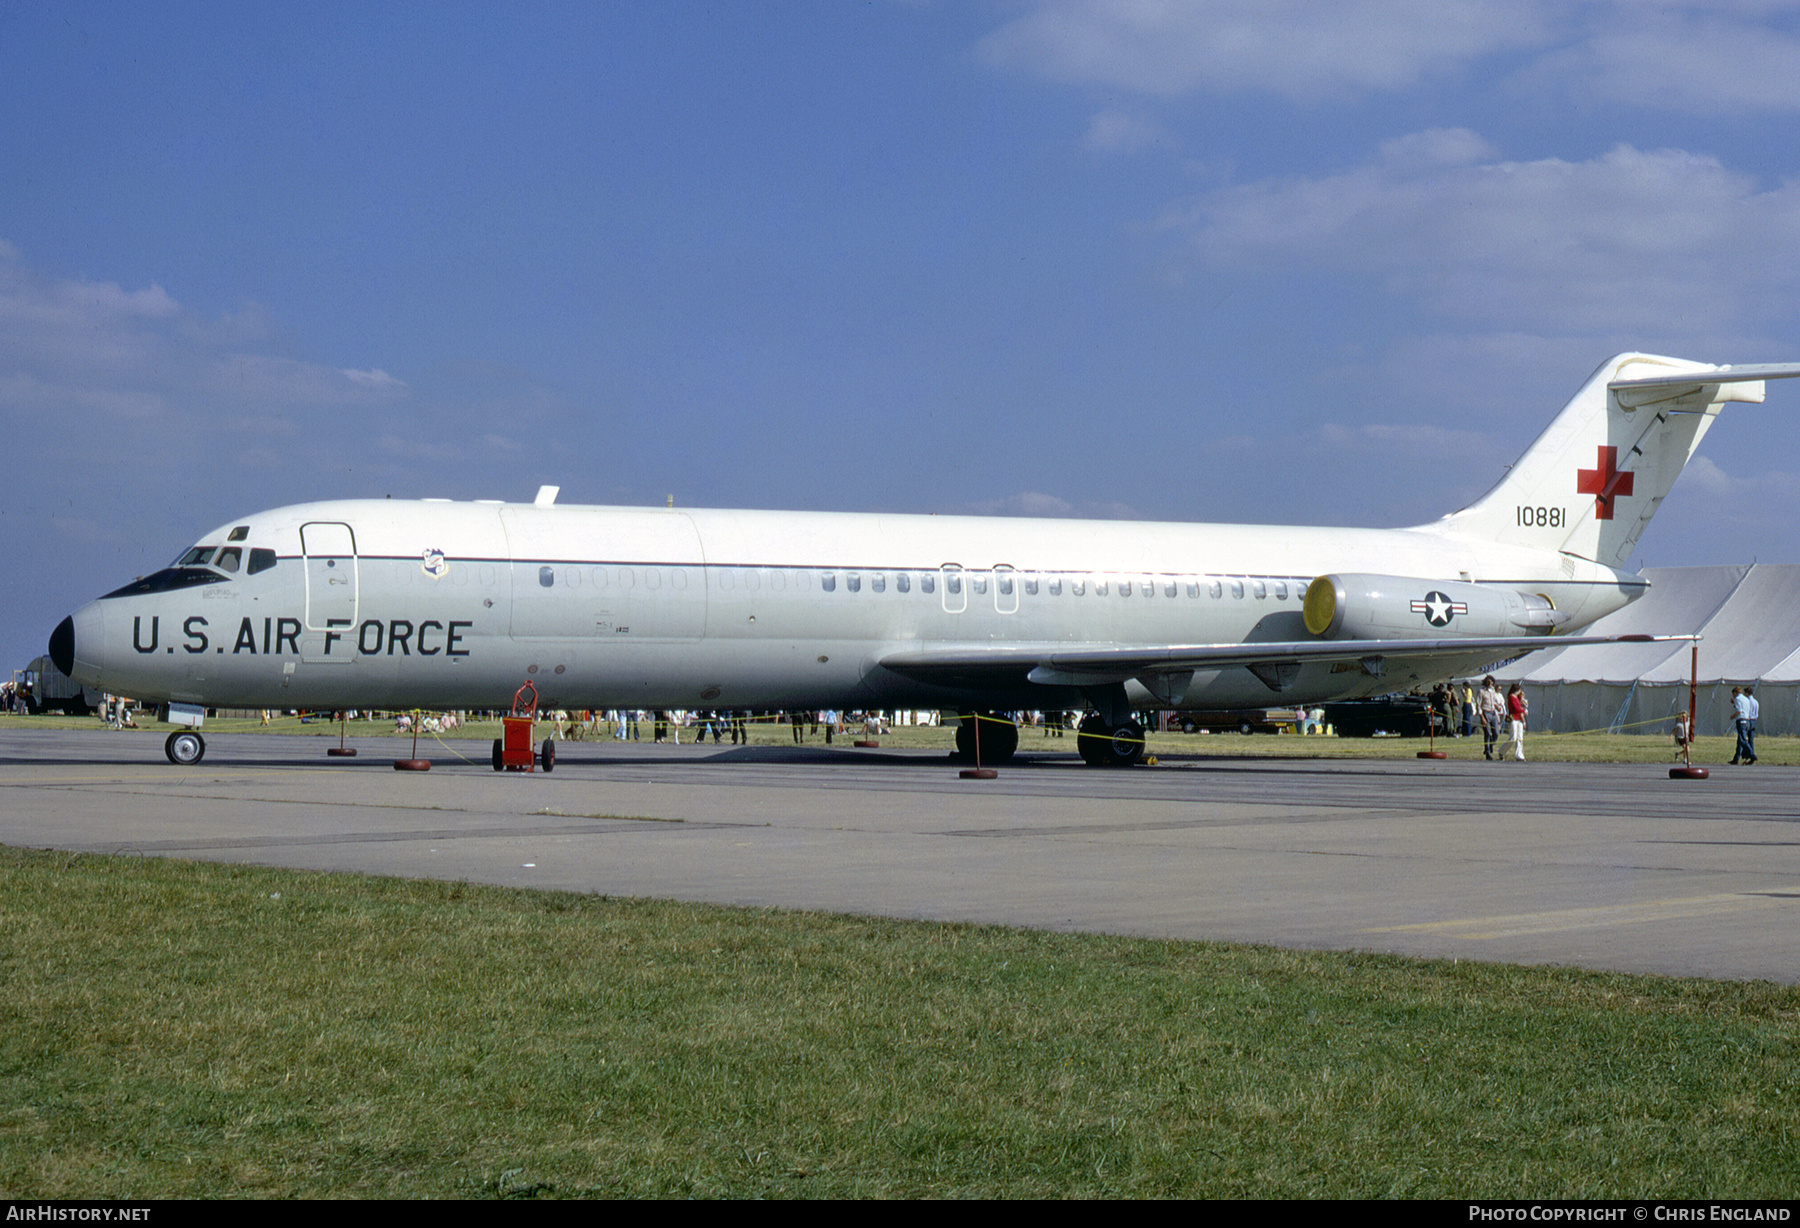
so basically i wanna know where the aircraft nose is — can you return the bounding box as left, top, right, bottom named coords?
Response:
left=49, top=615, right=75, bottom=677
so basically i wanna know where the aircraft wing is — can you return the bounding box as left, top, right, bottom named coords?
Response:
left=878, top=633, right=1687, bottom=690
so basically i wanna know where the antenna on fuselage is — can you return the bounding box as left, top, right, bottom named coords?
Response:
left=534, top=485, right=560, bottom=506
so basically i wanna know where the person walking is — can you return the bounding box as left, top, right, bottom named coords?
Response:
left=1506, top=683, right=1529, bottom=761
left=1479, top=677, right=1505, bottom=760
left=1731, top=686, right=1754, bottom=764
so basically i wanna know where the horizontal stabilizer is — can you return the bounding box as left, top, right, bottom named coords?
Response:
left=1609, top=362, right=1800, bottom=391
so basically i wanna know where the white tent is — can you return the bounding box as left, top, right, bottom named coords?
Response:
left=1495, top=565, right=1800, bottom=736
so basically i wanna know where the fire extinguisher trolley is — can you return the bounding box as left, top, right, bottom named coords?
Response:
left=492, top=680, right=555, bottom=772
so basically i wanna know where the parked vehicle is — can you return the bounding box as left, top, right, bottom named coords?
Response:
left=12, top=656, right=104, bottom=715
left=1320, top=695, right=1435, bottom=738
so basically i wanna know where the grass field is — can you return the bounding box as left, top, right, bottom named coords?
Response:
left=1, top=846, right=1797, bottom=1199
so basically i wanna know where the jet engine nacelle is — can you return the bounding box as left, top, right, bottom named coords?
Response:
left=1303, top=573, right=1561, bottom=641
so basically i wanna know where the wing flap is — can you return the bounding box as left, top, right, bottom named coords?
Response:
left=879, top=633, right=1685, bottom=689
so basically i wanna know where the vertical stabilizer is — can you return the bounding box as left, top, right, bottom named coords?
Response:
left=1425, top=353, right=1796, bottom=568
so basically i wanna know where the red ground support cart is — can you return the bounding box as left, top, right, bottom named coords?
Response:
left=492, top=680, right=554, bottom=772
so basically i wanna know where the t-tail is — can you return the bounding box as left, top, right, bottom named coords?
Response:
left=1423, top=353, right=1800, bottom=567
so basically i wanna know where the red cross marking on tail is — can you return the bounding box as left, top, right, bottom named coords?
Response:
left=1576, top=445, right=1635, bottom=520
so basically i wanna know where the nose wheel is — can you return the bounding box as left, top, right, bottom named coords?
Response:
left=164, top=730, right=206, bottom=765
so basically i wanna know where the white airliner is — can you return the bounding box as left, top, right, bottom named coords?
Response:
left=49, top=353, right=1800, bottom=767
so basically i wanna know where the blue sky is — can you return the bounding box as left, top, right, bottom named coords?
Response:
left=8, top=1, right=1800, bottom=670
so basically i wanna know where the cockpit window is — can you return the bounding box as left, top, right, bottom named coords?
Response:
left=176, top=546, right=216, bottom=567
left=215, top=547, right=242, bottom=573
left=227, top=525, right=250, bottom=542
left=247, top=548, right=277, bottom=575
left=100, top=568, right=231, bottom=599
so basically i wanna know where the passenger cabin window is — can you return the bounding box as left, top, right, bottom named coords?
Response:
left=895, top=572, right=910, bottom=593
left=921, top=573, right=935, bottom=594
left=1119, top=580, right=1132, bottom=597
left=1253, top=580, right=1266, bottom=599
left=1275, top=581, right=1289, bottom=600
left=871, top=572, right=885, bottom=593
left=539, top=566, right=555, bottom=588
left=1210, top=580, right=1223, bottom=599
left=1231, top=580, right=1244, bottom=599
left=1072, top=579, right=1085, bottom=596
left=971, top=575, right=987, bottom=595
left=1024, top=577, right=1038, bottom=596
left=945, top=573, right=962, bottom=595
left=822, top=572, right=836, bottom=592
left=1049, top=578, right=1062, bottom=596
left=847, top=572, right=861, bottom=593
left=1165, top=579, right=1178, bottom=598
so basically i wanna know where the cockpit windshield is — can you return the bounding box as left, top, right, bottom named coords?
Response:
left=105, top=538, right=278, bottom=599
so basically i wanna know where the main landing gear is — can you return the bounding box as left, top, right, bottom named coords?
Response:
left=952, top=713, right=1019, bottom=765
left=1076, top=714, right=1145, bottom=768
left=164, top=730, right=205, bottom=765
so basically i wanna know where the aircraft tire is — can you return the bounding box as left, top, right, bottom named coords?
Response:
left=1106, top=722, right=1146, bottom=767
left=165, top=730, right=205, bottom=766
left=1076, top=714, right=1108, bottom=765
left=955, top=714, right=1019, bottom=764
left=541, top=741, right=555, bottom=773
left=985, top=717, right=1019, bottom=764
left=491, top=739, right=503, bottom=771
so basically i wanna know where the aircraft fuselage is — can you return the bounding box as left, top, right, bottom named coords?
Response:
left=56, top=498, right=1639, bottom=716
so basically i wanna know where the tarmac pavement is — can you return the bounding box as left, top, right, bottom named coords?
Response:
left=2, top=727, right=1796, bottom=982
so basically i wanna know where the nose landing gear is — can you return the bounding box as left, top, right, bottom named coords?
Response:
left=164, top=730, right=206, bottom=765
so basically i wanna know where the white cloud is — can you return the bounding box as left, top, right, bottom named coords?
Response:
left=1677, top=453, right=1800, bottom=502
left=0, top=249, right=410, bottom=434
left=1565, top=7, right=1800, bottom=113
left=981, top=0, right=1559, bottom=102
left=1083, top=107, right=1165, bottom=153
left=981, top=1, right=1800, bottom=114
left=1172, top=133, right=1800, bottom=334
left=960, top=491, right=1142, bottom=519
left=344, top=367, right=404, bottom=391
